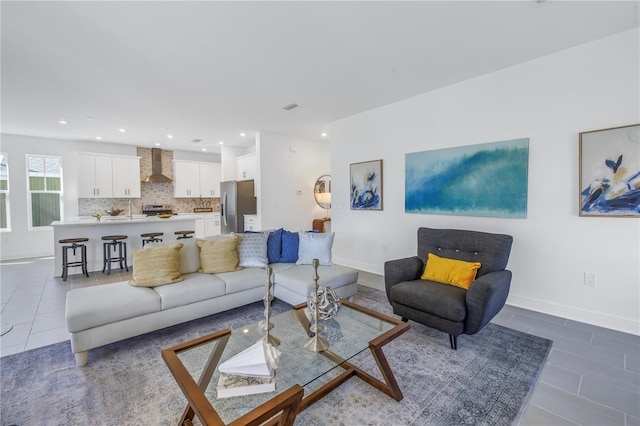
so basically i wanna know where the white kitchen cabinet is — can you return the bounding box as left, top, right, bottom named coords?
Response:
left=112, top=156, right=141, bottom=198
left=194, top=214, right=221, bottom=238
left=173, top=161, right=200, bottom=197
left=236, top=153, right=256, bottom=181
left=174, top=160, right=221, bottom=198
left=77, top=154, right=113, bottom=198
left=244, top=214, right=260, bottom=232
left=204, top=214, right=220, bottom=236
left=199, top=163, right=221, bottom=197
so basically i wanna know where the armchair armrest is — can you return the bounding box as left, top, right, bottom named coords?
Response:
left=384, top=256, right=424, bottom=300
left=464, top=270, right=512, bottom=335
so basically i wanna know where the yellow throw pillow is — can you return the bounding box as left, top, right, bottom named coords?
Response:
left=197, top=236, right=242, bottom=274
left=129, top=243, right=184, bottom=287
left=421, top=253, right=481, bottom=289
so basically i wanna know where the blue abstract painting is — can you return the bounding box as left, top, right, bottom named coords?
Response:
left=350, top=159, right=383, bottom=210
left=580, top=124, right=640, bottom=217
left=405, top=138, right=529, bottom=218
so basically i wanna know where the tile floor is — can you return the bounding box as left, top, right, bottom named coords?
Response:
left=1, top=260, right=639, bottom=425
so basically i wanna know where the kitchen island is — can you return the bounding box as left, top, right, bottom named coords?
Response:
left=51, top=215, right=197, bottom=278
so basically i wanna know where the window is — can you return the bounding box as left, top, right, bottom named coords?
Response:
left=27, top=155, right=62, bottom=228
left=0, top=153, right=9, bottom=230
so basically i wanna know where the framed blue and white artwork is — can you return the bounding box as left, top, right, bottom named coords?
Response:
left=350, top=159, right=383, bottom=210
left=405, top=138, right=529, bottom=218
left=579, top=124, right=640, bottom=217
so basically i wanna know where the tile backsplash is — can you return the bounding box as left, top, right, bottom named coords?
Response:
left=78, top=184, right=220, bottom=216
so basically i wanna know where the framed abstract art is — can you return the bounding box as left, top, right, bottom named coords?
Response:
left=350, top=159, right=383, bottom=210
left=579, top=123, right=640, bottom=217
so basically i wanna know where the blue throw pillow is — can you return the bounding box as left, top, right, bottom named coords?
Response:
left=267, top=228, right=284, bottom=264
left=279, top=230, right=299, bottom=263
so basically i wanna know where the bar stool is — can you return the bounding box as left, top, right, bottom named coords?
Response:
left=141, top=232, right=163, bottom=247
left=59, top=237, right=89, bottom=281
left=102, top=235, right=129, bottom=275
left=175, top=230, right=195, bottom=240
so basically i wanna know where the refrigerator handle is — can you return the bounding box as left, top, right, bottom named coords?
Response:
left=222, top=192, right=227, bottom=227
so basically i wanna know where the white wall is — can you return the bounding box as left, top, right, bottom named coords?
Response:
left=257, top=132, right=330, bottom=231
left=330, top=29, right=640, bottom=334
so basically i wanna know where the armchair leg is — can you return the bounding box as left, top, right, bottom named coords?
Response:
left=401, top=318, right=409, bottom=323
left=449, top=335, right=458, bottom=350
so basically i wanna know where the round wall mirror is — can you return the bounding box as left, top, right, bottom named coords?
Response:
left=314, top=175, right=331, bottom=209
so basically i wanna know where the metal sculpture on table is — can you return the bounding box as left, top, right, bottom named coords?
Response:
left=304, top=259, right=329, bottom=352
left=259, top=266, right=280, bottom=346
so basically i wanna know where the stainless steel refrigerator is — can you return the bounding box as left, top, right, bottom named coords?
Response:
left=220, top=180, right=257, bottom=234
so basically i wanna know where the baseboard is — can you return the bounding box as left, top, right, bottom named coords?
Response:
left=332, top=257, right=383, bottom=276
left=507, top=293, right=640, bottom=336
left=0, top=250, right=54, bottom=262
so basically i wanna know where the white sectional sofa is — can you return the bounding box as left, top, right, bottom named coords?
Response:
left=65, top=232, right=358, bottom=366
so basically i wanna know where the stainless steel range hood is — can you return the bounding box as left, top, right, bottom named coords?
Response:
left=142, top=148, right=173, bottom=183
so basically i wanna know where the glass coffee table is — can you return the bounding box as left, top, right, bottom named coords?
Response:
left=162, top=300, right=409, bottom=426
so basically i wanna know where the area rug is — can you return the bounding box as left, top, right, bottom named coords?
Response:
left=0, top=285, right=551, bottom=426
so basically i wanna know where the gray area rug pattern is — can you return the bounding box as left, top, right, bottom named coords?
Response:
left=1, top=285, right=551, bottom=425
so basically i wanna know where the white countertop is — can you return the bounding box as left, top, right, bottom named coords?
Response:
left=51, top=215, right=197, bottom=227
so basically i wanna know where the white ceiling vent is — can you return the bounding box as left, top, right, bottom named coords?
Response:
left=282, top=103, right=299, bottom=111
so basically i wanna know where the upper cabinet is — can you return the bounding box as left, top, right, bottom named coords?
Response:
left=199, top=163, right=221, bottom=197
left=174, top=160, right=221, bottom=198
left=78, top=154, right=113, bottom=198
left=77, top=154, right=141, bottom=198
left=112, top=156, right=141, bottom=198
left=236, top=153, right=256, bottom=181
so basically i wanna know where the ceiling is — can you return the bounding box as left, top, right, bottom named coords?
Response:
left=2, top=1, right=638, bottom=154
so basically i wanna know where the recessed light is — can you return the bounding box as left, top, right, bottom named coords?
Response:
left=167, top=134, right=173, bottom=139
left=58, top=120, right=68, bottom=125
left=240, top=132, right=246, bottom=137
left=118, top=128, right=126, bottom=133
left=202, top=148, right=207, bottom=152
left=96, top=136, right=102, bottom=140
left=219, top=141, right=224, bottom=145
left=155, top=143, right=161, bottom=146
left=321, top=133, right=328, bottom=137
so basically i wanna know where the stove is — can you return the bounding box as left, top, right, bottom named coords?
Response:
left=142, top=204, right=176, bottom=216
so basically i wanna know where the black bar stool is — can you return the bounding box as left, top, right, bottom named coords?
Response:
left=175, top=230, right=195, bottom=240
left=141, top=232, right=163, bottom=247
left=59, top=237, right=89, bottom=281
left=101, top=235, right=129, bottom=275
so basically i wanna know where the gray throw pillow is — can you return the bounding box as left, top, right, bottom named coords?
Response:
left=237, top=233, right=269, bottom=268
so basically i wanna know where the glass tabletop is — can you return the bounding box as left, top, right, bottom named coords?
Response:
left=173, top=302, right=397, bottom=424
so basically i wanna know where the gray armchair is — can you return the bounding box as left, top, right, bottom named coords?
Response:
left=384, top=227, right=513, bottom=349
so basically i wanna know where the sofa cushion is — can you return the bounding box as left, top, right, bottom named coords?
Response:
left=216, top=267, right=270, bottom=295
left=153, top=272, right=226, bottom=310
left=146, top=238, right=200, bottom=274
left=390, top=279, right=467, bottom=322
left=421, top=252, right=481, bottom=289
left=66, top=282, right=161, bottom=332
left=267, top=228, right=284, bottom=264
left=237, top=233, right=268, bottom=268
left=296, top=231, right=334, bottom=266
left=129, top=243, right=184, bottom=287
left=274, top=264, right=358, bottom=298
left=197, top=236, right=242, bottom=273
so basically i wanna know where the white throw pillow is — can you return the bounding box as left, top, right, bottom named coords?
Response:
left=237, top=233, right=269, bottom=268
left=296, top=231, right=334, bottom=266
